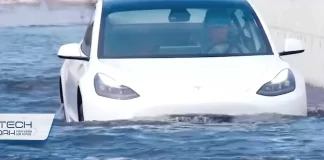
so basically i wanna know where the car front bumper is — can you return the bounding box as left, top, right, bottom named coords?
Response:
left=81, top=87, right=307, bottom=121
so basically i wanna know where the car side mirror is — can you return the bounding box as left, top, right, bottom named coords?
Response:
left=279, top=38, right=305, bottom=56
left=57, top=43, right=89, bottom=61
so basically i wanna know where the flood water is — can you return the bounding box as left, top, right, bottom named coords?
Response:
left=1, top=5, right=324, bottom=160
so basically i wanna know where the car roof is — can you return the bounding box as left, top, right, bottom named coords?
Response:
left=102, top=0, right=250, bottom=11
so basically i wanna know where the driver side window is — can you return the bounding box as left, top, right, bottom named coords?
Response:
left=81, top=22, right=94, bottom=57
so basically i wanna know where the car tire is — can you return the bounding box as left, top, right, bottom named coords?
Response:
left=59, top=78, right=67, bottom=121
left=77, top=90, right=84, bottom=122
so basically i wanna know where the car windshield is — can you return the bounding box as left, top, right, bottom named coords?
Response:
left=98, top=5, right=272, bottom=58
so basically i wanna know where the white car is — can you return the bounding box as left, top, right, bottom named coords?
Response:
left=58, top=0, right=307, bottom=122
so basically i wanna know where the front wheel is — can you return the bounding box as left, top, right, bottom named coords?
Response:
left=77, top=93, right=84, bottom=122
left=59, top=79, right=67, bottom=121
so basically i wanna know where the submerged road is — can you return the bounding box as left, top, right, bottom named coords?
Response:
left=0, top=5, right=324, bottom=160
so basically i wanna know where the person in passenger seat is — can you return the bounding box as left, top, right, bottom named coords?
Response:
left=202, top=9, right=251, bottom=54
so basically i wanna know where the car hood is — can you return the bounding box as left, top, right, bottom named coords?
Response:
left=98, top=56, right=285, bottom=97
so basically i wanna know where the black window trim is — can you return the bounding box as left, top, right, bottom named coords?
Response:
left=81, top=21, right=94, bottom=57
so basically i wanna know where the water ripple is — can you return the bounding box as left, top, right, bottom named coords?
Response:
left=1, top=6, right=324, bottom=160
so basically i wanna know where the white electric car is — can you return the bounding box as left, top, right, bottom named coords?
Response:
left=58, top=0, right=307, bottom=122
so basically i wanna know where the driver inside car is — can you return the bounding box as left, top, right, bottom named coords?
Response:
left=202, top=9, right=251, bottom=54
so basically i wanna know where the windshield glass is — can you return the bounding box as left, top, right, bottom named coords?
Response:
left=98, top=6, right=272, bottom=58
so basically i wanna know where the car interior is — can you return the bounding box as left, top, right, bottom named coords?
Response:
left=103, top=8, right=269, bottom=57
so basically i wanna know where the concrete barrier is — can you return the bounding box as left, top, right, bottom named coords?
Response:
left=0, top=0, right=96, bottom=5
left=46, top=0, right=95, bottom=6
left=43, top=0, right=95, bottom=10
left=55, top=0, right=96, bottom=4
left=0, top=0, right=41, bottom=5
left=249, top=0, right=324, bottom=88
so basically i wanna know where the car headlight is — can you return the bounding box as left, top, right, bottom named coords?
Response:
left=94, top=73, right=140, bottom=100
left=257, top=69, right=295, bottom=96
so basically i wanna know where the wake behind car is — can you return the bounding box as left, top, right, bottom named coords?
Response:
left=57, top=0, right=307, bottom=122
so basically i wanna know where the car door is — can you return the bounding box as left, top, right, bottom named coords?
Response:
left=63, top=13, right=94, bottom=119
